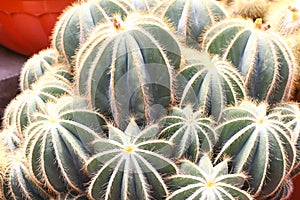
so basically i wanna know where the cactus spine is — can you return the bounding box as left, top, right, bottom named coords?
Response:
left=85, top=120, right=177, bottom=200
left=215, top=100, right=296, bottom=198
left=25, top=96, right=107, bottom=194
left=230, top=0, right=269, bottom=20
left=52, top=0, right=132, bottom=65
left=154, top=0, right=228, bottom=48
left=202, top=18, right=297, bottom=104
left=159, top=105, right=216, bottom=162
left=176, top=51, right=245, bottom=121
left=76, top=13, right=181, bottom=128
left=166, top=154, right=252, bottom=200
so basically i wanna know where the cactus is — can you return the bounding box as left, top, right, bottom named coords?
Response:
left=2, top=77, right=73, bottom=136
left=76, top=13, right=181, bottom=128
left=215, top=100, right=296, bottom=198
left=176, top=51, right=245, bottom=121
left=153, top=0, right=228, bottom=48
left=3, top=152, right=50, bottom=200
left=0, top=127, right=22, bottom=151
left=159, top=105, right=216, bottom=162
left=230, top=0, right=269, bottom=20
left=271, top=103, right=300, bottom=177
left=20, top=48, right=59, bottom=91
left=202, top=18, right=297, bottom=104
left=85, top=120, right=177, bottom=200
left=52, top=0, right=132, bottom=65
left=266, top=0, right=300, bottom=35
left=56, top=192, right=89, bottom=200
left=24, top=96, right=107, bottom=194
left=127, top=0, right=160, bottom=11
left=166, top=154, right=252, bottom=200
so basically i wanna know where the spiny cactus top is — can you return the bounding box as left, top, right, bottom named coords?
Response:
left=215, top=100, right=296, bottom=198
left=202, top=18, right=297, bottom=104
left=20, top=48, right=59, bottom=91
left=25, top=96, right=107, bottom=194
left=167, top=154, right=252, bottom=200
left=85, top=120, right=178, bottom=200
left=154, top=0, right=228, bottom=48
left=159, top=105, right=216, bottom=162
left=176, top=51, right=245, bottom=121
left=230, top=0, right=269, bottom=20
left=76, top=13, right=181, bottom=128
left=52, top=0, right=132, bottom=65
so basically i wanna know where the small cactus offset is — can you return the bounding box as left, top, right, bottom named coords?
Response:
left=159, top=105, right=216, bottom=162
left=166, top=154, right=253, bottom=200
left=76, top=13, right=181, bottom=128
left=52, top=0, right=132, bottom=65
left=202, top=18, right=297, bottom=104
left=215, top=100, right=296, bottom=198
left=2, top=77, right=73, bottom=136
left=25, top=96, right=107, bottom=194
left=176, top=51, right=245, bottom=121
left=230, top=0, right=270, bottom=20
left=20, top=48, right=59, bottom=91
left=0, top=127, right=22, bottom=151
left=153, top=0, right=228, bottom=48
left=85, top=120, right=177, bottom=200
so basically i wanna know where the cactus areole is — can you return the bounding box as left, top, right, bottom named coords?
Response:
left=76, top=13, right=181, bottom=128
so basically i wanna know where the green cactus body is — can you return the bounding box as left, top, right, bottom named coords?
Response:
left=76, top=13, right=181, bottom=128
left=271, top=103, right=300, bottom=177
left=202, top=18, right=296, bottom=104
left=176, top=51, right=245, bottom=121
left=24, top=96, right=107, bottom=194
left=85, top=120, right=178, bottom=200
left=167, top=154, right=252, bottom=200
left=20, top=48, right=59, bottom=91
left=2, top=77, right=73, bottom=136
left=56, top=192, right=89, bottom=200
left=215, top=100, right=296, bottom=198
left=159, top=105, right=216, bottom=162
left=3, top=156, right=50, bottom=200
left=52, top=0, right=132, bottom=65
left=154, top=0, right=228, bottom=48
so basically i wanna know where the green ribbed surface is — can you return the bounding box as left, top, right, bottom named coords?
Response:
left=215, top=100, right=296, bottom=198
left=176, top=51, right=245, bottom=121
left=25, top=96, right=107, bottom=194
left=86, top=120, right=177, bottom=200
left=202, top=18, right=296, bottom=104
left=159, top=105, right=216, bottom=162
left=76, top=13, right=181, bottom=128
left=52, top=0, right=131, bottom=65
left=154, top=0, right=227, bottom=48
left=167, top=155, right=252, bottom=200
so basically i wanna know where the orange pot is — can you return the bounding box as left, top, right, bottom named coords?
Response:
left=0, top=0, right=76, bottom=56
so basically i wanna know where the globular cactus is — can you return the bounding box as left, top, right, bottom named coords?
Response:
left=202, top=18, right=297, bottom=104
left=3, top=152, right=50, bottom=200
left=215, top=100, right=296, bottom=198
left=52, top=0, right=132, bottom=65
left=56, top=192, right=89, bottom=200
left=76, top=13, right=181, bottom=128
left=127, top=0, right=160, bottom=11
left=159, top=105, right=216, bottom=162
left=166, top=154, right=252, bottom=200
left=266, top=0, right=300, bottom=35
left=2, top=76, right=73, bottom=136
left=176, top=51, right=245, bottom=121
left=230, top=0, right=269, bottom=20
left=25, top=96, right=107, bottom=194
left=20, top=48, right=59, bottom=91
left=85, top=120, right=177, bottom=200
left=153, top=0, right=228, bottom=48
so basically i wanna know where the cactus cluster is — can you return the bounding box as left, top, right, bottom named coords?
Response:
left=2, top=0, right=300, bottom=199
